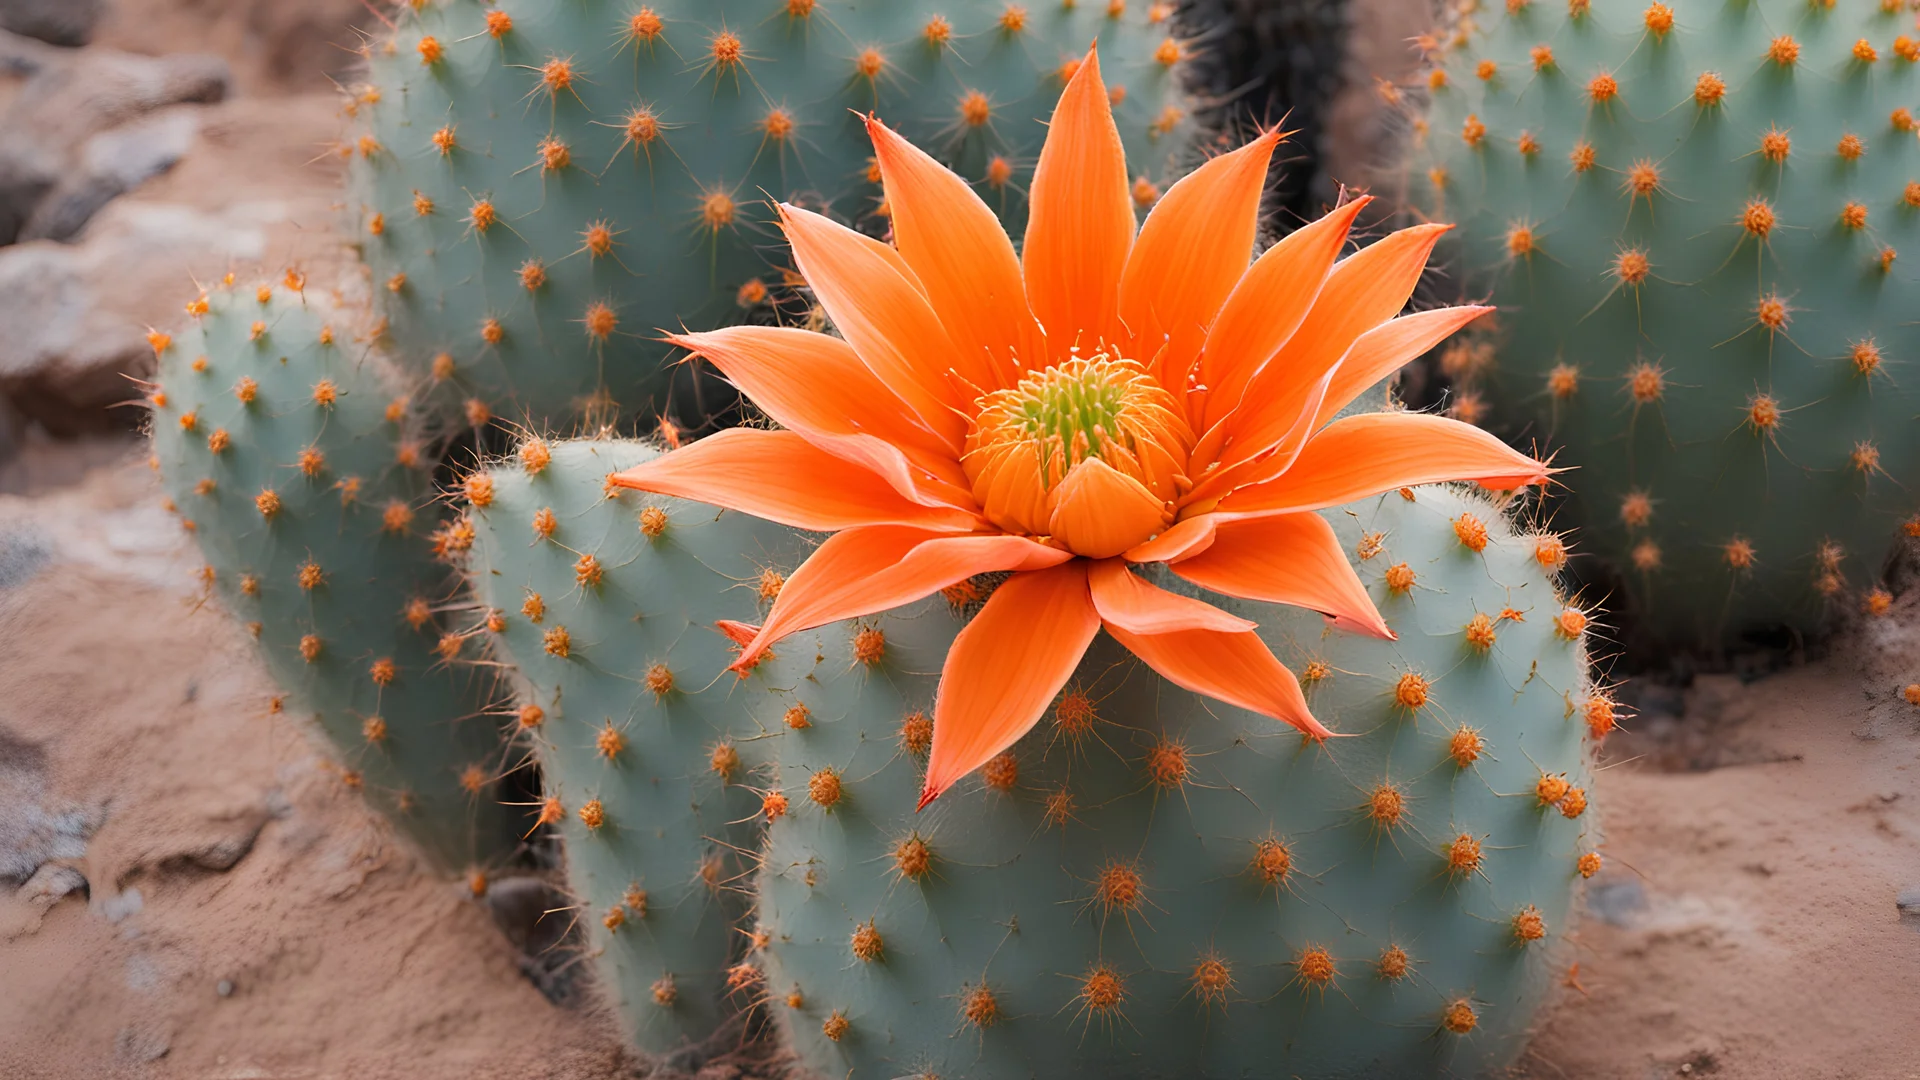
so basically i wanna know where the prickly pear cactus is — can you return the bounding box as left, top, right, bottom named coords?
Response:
left=1411, top=0, right=1920, bottom=651
left=467, top=438, right=810, bottom=1055
left=346, top=0, right=1197, bottom=430
left=150, top=280, right=523, bottom=873
left=754, top=485, right=1600, bottom=1079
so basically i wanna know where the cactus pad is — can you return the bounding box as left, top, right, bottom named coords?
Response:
left=150, top=281, right=522, bottom=872
left=755, top=484, right=1598, bottom=1078
left=468, top=438, right=810, bottom=1054
left=1412, top=0, right=1920, bottom=650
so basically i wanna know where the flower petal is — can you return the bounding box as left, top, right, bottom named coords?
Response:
left=1046, top=457, right=1167, bottom=560
left=610, top=429, right=981, bottom=533
left=735, top=526, right=1073, bottom=668
left=1209, top=223, right=1451, bottom=465
left=1104, top=621, right=1332, bottom=739
left=1312, top=306, right=1492, bottom=430
left=1181, top=362, right=1338, bottom=512
left=665, top=326, right=972, bottom=507
left=1118, top=130, right=1280, bottom=389
left=922, top=563, right=1099, bottom=808
left=777, top=204, right=975, bottom=442
left=1023, top=46, right=1134, bottom=357
left=1169, top=513, right=1391, bottom=639
left=1212, top=412, right=1554, bottom=519
left=1088, top=558, right=1255, bottom=634
left=867, top=115, right=1046, bottom=389
left=1196, top=195, right=1371, bottom=431
left=1124, top=514, right=1218, bottom=563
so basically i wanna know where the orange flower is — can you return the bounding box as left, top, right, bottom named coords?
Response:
left=613, top=48, right=1548, bottom=809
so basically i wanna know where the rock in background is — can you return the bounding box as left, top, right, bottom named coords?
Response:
left=0, top=0, right=371, bottom=466
left=0, top=0, right=104, bottom=48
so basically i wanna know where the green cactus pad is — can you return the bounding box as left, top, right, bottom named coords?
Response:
left=1412, top=0, right=1920, bottom=651
left=347, top=0, right=1196, bottom=431
left=150, top=282, right=523, bottom=873
left=754, top=484, right=1598, bottom=1078
left=468, top=438, right=811, bottom=1054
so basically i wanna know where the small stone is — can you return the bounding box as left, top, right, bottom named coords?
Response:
left=216, top=978, right=235, bottom=998
left=99, top=886, right=143, bottom=923
left=0, top=0, right=104, bottom=47
left=114, top=1022, right=170, bottom=1063
left=1585, top=879, right=1647, bottom=928
left=1897, top=886, right=1920, bottom=920
left=18, top=863, right=85, bottom=907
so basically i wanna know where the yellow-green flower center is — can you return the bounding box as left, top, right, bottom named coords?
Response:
left=962, top=354, right=1194, bottom=538
left=1006, top=359, right=1133, bottom=467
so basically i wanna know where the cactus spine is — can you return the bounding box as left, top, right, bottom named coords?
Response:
left=1411, top=0, right=1920, bottom=651
left=150, top=281, right=522, bottom=872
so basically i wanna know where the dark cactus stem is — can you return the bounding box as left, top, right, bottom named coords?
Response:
left=1176, top=0, right=1354, bottom=239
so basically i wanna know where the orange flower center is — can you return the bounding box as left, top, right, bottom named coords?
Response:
left=962, top=353, right=1192, bottom=554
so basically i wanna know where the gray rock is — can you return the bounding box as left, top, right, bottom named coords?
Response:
left=113, top=1022, right=170, bottom=1063
left=1899, top=886, right=1920, bottom=921
left=0, top=730, right=95, bottom=884
left=0, top=526, right=50, bottom=589
left=0, top=0, right=103, bottom=48
left=1586, top=878, right=1650, bottom=928
left=17, top=862, right=86, bottom=907
left=0, top=47, right=227, bottom=245
left=0, top=26, right=56, bottom=76
left=0, top=200, right=268, bottom=434
left=21, top=109, right=203, bottom=242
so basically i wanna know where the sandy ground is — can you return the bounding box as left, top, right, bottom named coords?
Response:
left=1519, top=672, right=1920, bottom=1079
left=2, top=450, right=1917, bottom=1080
left=0, top=455, right=632, bottom=1080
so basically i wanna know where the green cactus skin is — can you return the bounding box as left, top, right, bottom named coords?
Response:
left=346, top=0, right=1196, bottom=431
left=150, top=282, right=523, bottom=873
left=1411, top=0, right=1920, bottom=652
left=753, top=484, right=1597, bottom=1079
left=467, top=439, right=811, bottom=1055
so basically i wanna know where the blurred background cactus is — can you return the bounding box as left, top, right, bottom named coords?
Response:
left=1409, top=0, right=1920, bottom=658
left=346, top=0, right=1197, bottom=435
left=1178, top=0, right=1353, bottom=234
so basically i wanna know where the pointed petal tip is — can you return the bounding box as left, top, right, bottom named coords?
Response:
left=1298, top=714, right=1338, bottom=741
left=1328, top=610, right=1396, bottom=640
left=916, top=785, right=940, bottom=812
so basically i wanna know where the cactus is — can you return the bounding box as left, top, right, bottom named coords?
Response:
left=752, top=484, right=1599, bottom=1078
left=467, top=438, right=809, bottom=1055
left=150, top=280, right=523, bottom=873
left=345, top=0, right=1197, bottom=431
left=1177, top=0, right=1353, bottom=231
left=1409, top=0, right=1920, bottom=651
